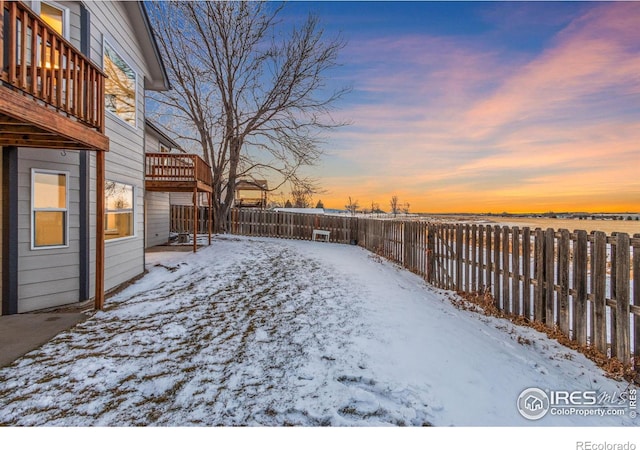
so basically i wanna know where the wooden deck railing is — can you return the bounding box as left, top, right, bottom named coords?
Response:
left=146, top=153, right=213, bottom=186
left=1, top=0, right=105, bottom=131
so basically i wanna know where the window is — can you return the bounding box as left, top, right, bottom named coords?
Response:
left=40, top=2, right=65, bottom=36
left=32, top=170, right=68, bottom=249
left=160, top=143, right=170, bottom=153
left=105, top=181, right=134, bottom=240
left=103, top=41, right=137, bottom=127
left=34, top=1, right=69, bottom=38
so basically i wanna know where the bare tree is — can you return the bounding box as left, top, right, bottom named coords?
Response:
left=402, top=202, right=410, bottom=215
left=147, top=1, right=349, bottom=231
left=390, top=195, right=399, bottom=217
left=345, top=196, right=359, bottom=216
left=291, top=185, right=313, bottom=208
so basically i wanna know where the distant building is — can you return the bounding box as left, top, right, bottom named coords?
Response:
left=235, top=179, right=268, bottom=208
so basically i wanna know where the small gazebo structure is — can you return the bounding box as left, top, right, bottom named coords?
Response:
left=235, top=179, right=268, bottom=209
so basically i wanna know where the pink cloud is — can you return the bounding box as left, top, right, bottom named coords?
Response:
left=463, top=3, right=640, bottom=138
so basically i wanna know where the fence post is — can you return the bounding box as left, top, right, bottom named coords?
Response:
left=427, top=225, right=435, bottom=284
left=534, top=228, right=545, bottom=322
left=511, top=227, right=520, bottom=316
left=634, top=233, right=640, bottom=372
left=522, top=228, right=531, bottom=320
left=485, top=226, right=492, bottom=295
left=544, top=228, right=555, bottom=327
left=477, top=225, right=484, bottom=291
left=573, top=230, right=588, bottom=345
left=471, top=224, right=477, bottom=292
left=558, top=229, right=570, bottom=335
left=456, top=224, right=463, bottom=290
left=493, top=225, right=501, bottom=309
left=610, top=233, right=618, bottom=357
left=615, top=233, right=630, bottom=364
left=464, top=224, right=470, bottom=293
left=592, top=231, right=607, bottom=354
left=502, top=226, right=510, bottom=314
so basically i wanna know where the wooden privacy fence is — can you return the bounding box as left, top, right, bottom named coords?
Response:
left=171, top=205, right=210, bottom=234
left=228, top=208, right=354, bottom=243
left=174, top=207, right=640, bottom=369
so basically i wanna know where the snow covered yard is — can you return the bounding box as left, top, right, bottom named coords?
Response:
left=0, top=235, right=637, bottom=426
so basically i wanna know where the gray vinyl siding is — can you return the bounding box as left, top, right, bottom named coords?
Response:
left=84, top=1, right=153, bottom=294
left=16, top=149, right=81, bottom=312
left=170, top=192, right=199, bottom=206
left=145, top=192, right=170, bottom=248
left=145, top=133, right=161, bottom=154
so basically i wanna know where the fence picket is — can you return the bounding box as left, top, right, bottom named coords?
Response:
left=615, top=233, right=630, bottom=364
left=558, top=229, right=570, bottom=336
left=574, top=230, right=588, bottom=345
left=593, top=231, right=607, bottom=354
left=544, top=228, right=555, bottom=327
left=512, top=227, right=520, bottom=316
left=522, top=228, right=531, bottom=320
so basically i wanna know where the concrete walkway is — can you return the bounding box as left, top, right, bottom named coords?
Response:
left=0, top=311, right=90, bottom=368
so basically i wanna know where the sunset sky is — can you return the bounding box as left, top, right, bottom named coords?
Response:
left=282, top=1, right=640, bottom=213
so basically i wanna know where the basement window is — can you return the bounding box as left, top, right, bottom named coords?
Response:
left=31, top=169, right=69, bottom=249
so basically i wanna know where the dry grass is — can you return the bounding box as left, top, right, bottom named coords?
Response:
left=450, top=289, right=639, bottom=384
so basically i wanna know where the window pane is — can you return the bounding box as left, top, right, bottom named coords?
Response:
left=105, top=181, right=134, bottom=240
left=104, top=43, right=136, bottom=126
left=34, top=211, right=65, bottom=247
left=105, top=212, right=134, bottom=240
left=41, top=3, right=64, bottom=35
left=34, top=172, right=66, bottom=209
left=105, top=182, right=133, bottom=210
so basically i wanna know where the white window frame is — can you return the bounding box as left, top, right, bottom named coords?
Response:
left=103, top=38, right=139, bottom=129
left=105, top=180, right=137, bottom=243
left=31, top=168, right=70, bottom=250
left=32, top=1, right=70, bottom=39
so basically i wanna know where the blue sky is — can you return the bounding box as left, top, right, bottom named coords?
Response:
left=276, top=1, right=640, bottom=213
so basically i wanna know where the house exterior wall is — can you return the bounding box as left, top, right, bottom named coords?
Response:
left=7, top=1, right=163, bottom=312
left=87, top=0, right=152, bottom=294
left=145, top=132, right=161, bottom=154
left=145, top=192, right=170, bottom=248
left=16, top=150, right=81, bottom=312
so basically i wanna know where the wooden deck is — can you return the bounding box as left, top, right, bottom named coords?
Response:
left=0, top=0, right=108, bottom=151
left=145, top=153, right=213, bottom=193
left=145, top=152, right=213, bottom=252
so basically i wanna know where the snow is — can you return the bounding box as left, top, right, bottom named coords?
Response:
left=0, top=235, right=637, bottom=431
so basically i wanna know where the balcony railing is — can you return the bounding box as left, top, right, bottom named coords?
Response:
left=1, top=0, right=105, bottom=131
left=146, top=153, right=213, bottom=187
